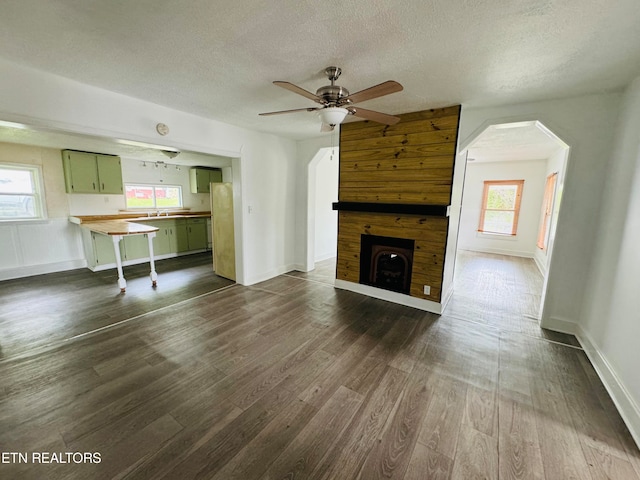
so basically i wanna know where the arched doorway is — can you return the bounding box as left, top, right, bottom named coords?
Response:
left=448, top=120, right=569, bottom=326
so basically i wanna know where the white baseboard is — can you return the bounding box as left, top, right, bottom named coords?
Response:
left=576, top=327, right=640, bottom=450
left=458, top=246, right=534, bottom=258
left=243, top=263, right=298, bottom=286
left=540, top=315, right=578, bottom=335
left=314, top=251, right=336, bottom=263
left=0, top=259, right=86, bottom=281
left=533, top=255, right=547, bottom=276
left=290, top=263, right=311, bottom=273
left=440, top=285, right=455, bottom=311
left=334, top=279, right=443, bottom=314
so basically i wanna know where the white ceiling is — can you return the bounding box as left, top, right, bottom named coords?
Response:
left=467, top=121, right=568, bottom=163
left=1, top=0, right=639, bottom=141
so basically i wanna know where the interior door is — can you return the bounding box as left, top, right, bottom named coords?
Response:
left=211, top=182, right=236, bottom=281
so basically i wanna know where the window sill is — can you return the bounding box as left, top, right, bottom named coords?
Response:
left=476, top=231, right=518, bottom=241
left=0, top=218, right=49, bottom=226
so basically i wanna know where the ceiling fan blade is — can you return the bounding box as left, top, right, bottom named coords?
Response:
left=347, top=107, right=401, bottom=125
left=320, top=123, right=334, bottom=132
left=259, top=107, right=319, bottom=116
left=340, top=80, right=403, bottom=105
left=273, top=81, right=324, bottom=103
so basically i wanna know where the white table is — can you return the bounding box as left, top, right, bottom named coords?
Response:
left=82, top=220, right=160, bottom=292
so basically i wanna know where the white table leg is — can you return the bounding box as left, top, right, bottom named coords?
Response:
left=147, top=232, right=158, bottom=287
left=112, top=234, right=126, bottom=293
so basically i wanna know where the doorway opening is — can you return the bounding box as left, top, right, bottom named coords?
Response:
left=448, top=120, right=569, bottom=332
left=305, top=146, right=339, bottom=273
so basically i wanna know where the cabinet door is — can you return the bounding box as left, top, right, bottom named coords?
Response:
left=209, top=169, right=222, bottom=185
left=97, top=155, right=123, bottom=194
left=122, top=234, right=149, bottom=261
left=187, top=218, right=208, bottom=250
left=148, top=222, right=171, bottom=256
left=174, top=220, right=190, bottom=252
left=190, top=168, right=222, bottom=193
left=92, top=232, right=118, bottom=265
left=64, top=151, right=99, bottom=193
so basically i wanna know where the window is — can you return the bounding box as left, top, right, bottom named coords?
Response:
left=478, top=180, right=524, bottom=236
left=0, top=164, right=46, bottom=221
left=537, top=173, right=558, bottom=250
left=125, top=184, right=183, bottom=209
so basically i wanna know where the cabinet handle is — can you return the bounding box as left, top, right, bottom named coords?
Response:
left=92, top=182, right=96, bottom=190
left=102, top=183, right=105, bottom=190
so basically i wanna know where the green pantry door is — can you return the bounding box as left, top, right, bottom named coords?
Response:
left=211, top=183, right=235, bottom=281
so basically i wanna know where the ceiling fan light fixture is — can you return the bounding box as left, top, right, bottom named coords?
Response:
left=318, top=107, right=348, bottom=126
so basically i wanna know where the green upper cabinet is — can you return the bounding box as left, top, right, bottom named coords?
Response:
left=96, top=155, right=123, bottom=194
left=63, top=151, right=99, bottom=193
left=62, top=150, right=123, bottom=194
left=189, top=167, right=222, bottom=194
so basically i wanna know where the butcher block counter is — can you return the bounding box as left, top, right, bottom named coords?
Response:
left=69, top=212, right=211, bottom=292
left=69, top=211, right=212, bottom=226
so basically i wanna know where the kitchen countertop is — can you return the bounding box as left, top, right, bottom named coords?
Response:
left=70, top=211, right=211, bottom=224
left=69, top=211, right=211, bottom=235
left=80, top=220, right=159, bottom=236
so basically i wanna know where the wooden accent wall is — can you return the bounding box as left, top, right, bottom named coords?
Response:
left=336, top=105, right=461, bottom=303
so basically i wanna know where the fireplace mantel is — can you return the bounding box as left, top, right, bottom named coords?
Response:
left=332, top=202, right=449, bottom=217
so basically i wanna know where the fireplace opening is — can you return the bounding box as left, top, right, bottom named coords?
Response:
left=360, top=235, right=415, bottom=295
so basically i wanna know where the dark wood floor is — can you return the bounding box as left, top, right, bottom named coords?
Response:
left=0, top=252, right=233, bottom=360
left=0, top=254, right=639, bottom=479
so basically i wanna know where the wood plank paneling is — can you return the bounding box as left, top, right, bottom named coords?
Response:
left=336, top=106, right=461, bottom=303
left=340, top=155, right=455, bottom=172
left=340, top=114, right=461, bottom=140
left=340, top=144, right=456, bottom=162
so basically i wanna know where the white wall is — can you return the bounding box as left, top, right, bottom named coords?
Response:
left=458, top=159, right=547, bottom=257
left=0, top=142, right=84, bottom=280
left=0, top=58, right=299, bottom=285
left=579, top=76, right=640, bottom=446
left=313, top=149, right=338, bottom=262
left=456, top=92, right=621, bottom=328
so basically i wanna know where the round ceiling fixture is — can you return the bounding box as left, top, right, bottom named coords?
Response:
left=156, top=123, right=170, bottom=136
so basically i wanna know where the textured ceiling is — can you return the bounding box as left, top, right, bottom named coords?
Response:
left=467, top=121, right=567, bottom=163
left=1, top=0, right=640, bottom=140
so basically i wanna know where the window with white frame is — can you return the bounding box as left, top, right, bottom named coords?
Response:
left=125, top=184, right=183, bottom=209
left=0, top=164, right=46, bottom=221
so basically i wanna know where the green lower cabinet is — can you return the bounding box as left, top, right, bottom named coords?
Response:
left=173, top=219, right=190, bottom=253
left=154, top=227, right=173, bottom=256
left=122, top=234, right=150, bottom=261
left=146, top=221, right=173, bottom=256
left=81, top=216, right=211, bottom=270
left=187, top=218, right=208, bottom=250
left=92, top=232, right=118, bottom=266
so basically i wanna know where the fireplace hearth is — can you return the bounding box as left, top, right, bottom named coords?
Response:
left=360, top=235, right=415, bottom=295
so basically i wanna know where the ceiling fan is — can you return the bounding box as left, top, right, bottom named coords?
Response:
left=259, top=66, right=403, bottom=131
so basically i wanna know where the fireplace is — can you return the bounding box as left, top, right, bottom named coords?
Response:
left=360, top=235, right=415, bottom=295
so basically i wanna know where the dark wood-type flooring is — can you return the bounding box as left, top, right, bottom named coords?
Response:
left=0, top=253, right=638, bottom=479
left=0, top=252, right=233, bottom=360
